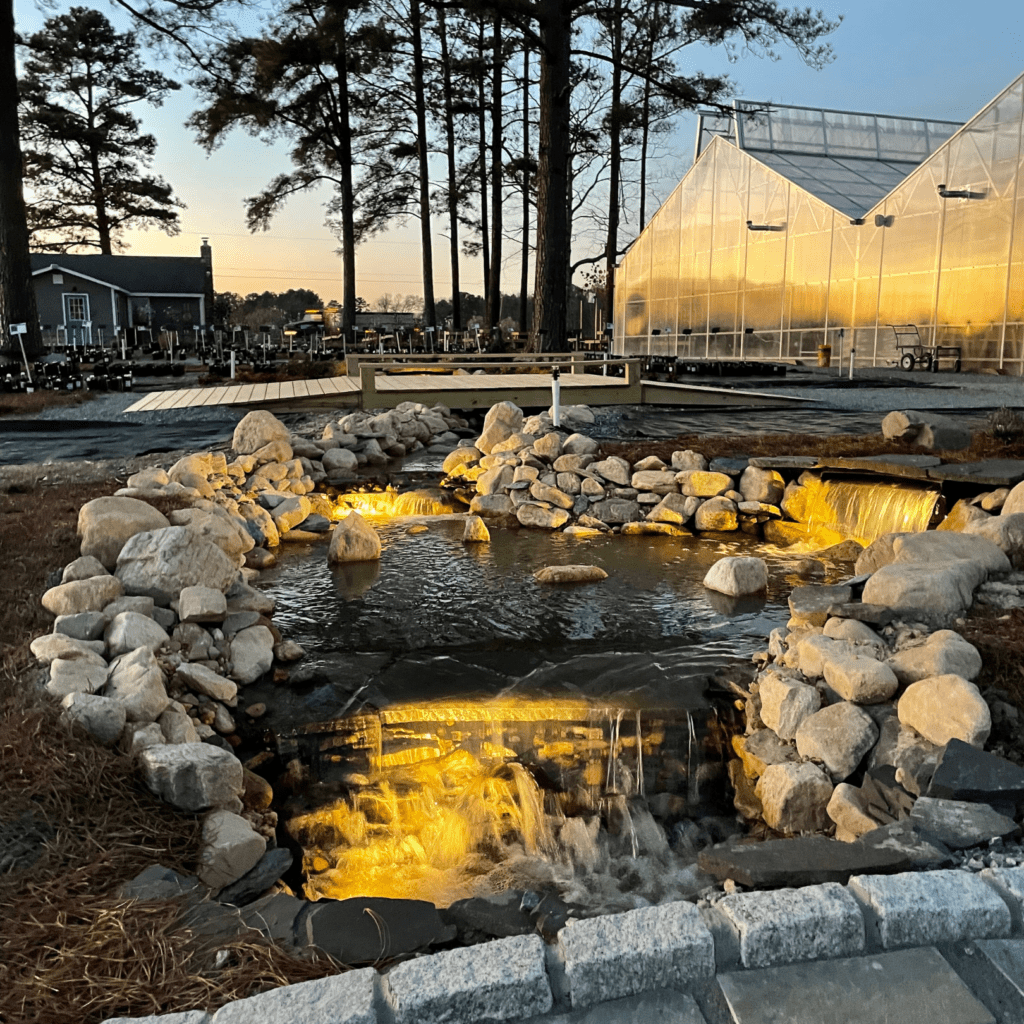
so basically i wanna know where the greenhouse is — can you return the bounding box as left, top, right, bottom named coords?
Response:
left=612, top=70, right=1024, bottom=373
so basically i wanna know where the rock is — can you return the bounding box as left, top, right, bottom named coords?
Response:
left=42, top=575, right=124, bottom=617
left=61, top=555, right=109, bottom=583
left=822, top=617, right=883, bottom=646
left=77, top=496, right=171, bottom=569
left=238, top=502, right=280, bottom=548
left=590, top=498, right=642, bottom=524
left=169, top=508, right=255, bottom=563
left=965, top=512, right=1024, bottom=568
left=861, top=560, right=987, bottom=623
left=795, top=703, right=879, bottom=780
left=475, top=464, right=513, bottom=497
left=734, top=730, right=798, bottom=779
left=739, top=467, right=785, bottom=504
left=198, top=809, right=267, bottom=890
left=928, top=739, right=1024, bottom=803
left=217, top=847, right=293, bottom=906
left=646, top=493, right=699, bottom=525
left=116, top=527, right=239, bottom=605
left=61, top=692, right=126, bottom=745
left=529, top=480, right=574, bottom=510
left=470, top=494, right=514, bottom=518
left=881, top=409, right=972, bottom=450
left=827, top=783, right=883, bottom=839
left=854, top=533, right=909, bottom=575
left=178, top=585, right=228, bottom=624
left=792, top=635, right=860, bottom=679
left=815, top=539, right=865, bottom=563
left=442, top=447, right=481, bottom=474
left=562, top=433, right=600, bottom=456
left=224, top=579, right=275, bottom=616
left=105, top=646, right=169, bottom=723
left=693, top=496, right=738, bottom=532
left=305, top=897, right=456, bottom=964
left=30, top=633, right=106, bottom=666
left=674, top=470, right=733, bottom=498
left=532, top=431, right=563, bottom=461
left=826, top=602, right=895, bottom=626
left=894, top=530, right=1011, bottom=574
left=512, top=504, right=566, bottom=530
left=230, top=625, right=275, bottom=684
left=123, top=721, right=167, bottom=757
left=703, top=556, right=768, bottom=597
left=46, top=657, right=108, bottom=698
left=534, top=564, right=607, bottom=584
left=669, top=450, right=706, bottom=472
left=327, top=512, right=381, bottom=563
left=104, top=611, right=169, bottom=657
left=892, top=727, right=943, bottom=796
left=274, top=640, right=305, bottom=662
left=908, top=797, right=1017, bottom=850
left=755, top=762, right=833, bottom=833
left=630, top=470, right=678, bottom=494
left=244, top=547, right=277, bottom=570
left=490, top=432, right=536, bottom=455
left=823, top=654, right=899, bottom=704
left=758, top=671, right=820, bottom=741
left=52, top=610, right=108, bottom=642
left=982, top=488, right=1010, bottom=512
left=158, top=702, right=200, bottom=744
left=788, top=585, right=854, bottom=628
left=590, top=456, right=632, bottom=487
left=126, top=467, right=171, bottom=490
left=321, top=446, right=359, bottom=473
left=477, top=402, right=524, bottom=454
left=887, top=629, right=981, bottom=684
left=233, top=410, right=291, bottom=455
left=463, top=516, right=490, bottom=543
left=937, top=498, right=990, bottom=533
left=175, top=662, right=237, bottom=702
left=620, top=522, right=687, bottom=537
left=269, top=496, right=312, bottom=534
left=898, top=675, right=991, bottom=748
left=140, top=742, right=243, bottom=811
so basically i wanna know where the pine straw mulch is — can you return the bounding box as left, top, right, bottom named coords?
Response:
left=0, top=478, right=342, bottom=1024
left=0, top=390, right=97, bottom=419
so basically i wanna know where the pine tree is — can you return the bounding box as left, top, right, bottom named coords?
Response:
left=18, top=7, right=183, bottom=254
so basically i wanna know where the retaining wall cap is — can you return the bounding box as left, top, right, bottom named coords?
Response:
left=717, top=882, right=865, bottom=969
left=210, top=967, right=375, bottom=1024
left=384, top=932, right=551, bottom=1024
left=558, top=900, right=714, bottom=1010
left=847, top=868, right=1012, bottom=950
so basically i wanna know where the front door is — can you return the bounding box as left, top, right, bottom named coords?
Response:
left=63, top=293, right=91, bottom=347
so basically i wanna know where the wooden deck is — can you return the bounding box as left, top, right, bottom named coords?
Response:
left=124, top=357, right=811, bottom=414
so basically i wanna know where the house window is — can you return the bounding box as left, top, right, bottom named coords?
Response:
left=52, top=273, right=63, bottom=284
left=66, top=295, right=87, bottom=320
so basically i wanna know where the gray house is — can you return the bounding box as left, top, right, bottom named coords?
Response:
left=30, top=239, right=215, bottom=346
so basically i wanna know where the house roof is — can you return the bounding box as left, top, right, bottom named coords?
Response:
left=696, top=102, right=962, bottom=219
left=30, top=253, right=207, bottom=295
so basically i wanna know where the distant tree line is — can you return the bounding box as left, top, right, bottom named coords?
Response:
left=0, top=0, right=839, bottom=357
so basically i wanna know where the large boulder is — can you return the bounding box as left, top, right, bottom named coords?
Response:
left=893, top=531, right=1010, bottom=574
left=703, top=556, right=768, bottom=597
left=854, top=533, right=909, bottom=576
left=693, top=497, right=738, bottom=532
left=964, top=513, right=1024, bottom=569
left=795, top=703, right=878, bottom=780
left=140, top=743, right=243, bottom=811
left=178, top=585, right=228, bottom=624
left=30, top=633, right=106, bottom=666
left=229, top=625, right=275, bottom=684
left=327, top=511, right=381, bottom=563
left=881, top=410, right=972, bottom=450
left=42, top=575, right=124, bottom=617
left=823, top=654, right=899, bottom=705
left=61, top=555, right=110, bottom=583
left=197, top=810, right=267, bottom=890
left=898, top=675, right=991, bottom=749
left=175, top=662, right=238, bottom=703
left=233, top=410, right=291, bottom=455
left=589, top=457, right=632, bottom=487
left=442, top=447, right=482, bottom=475
left=116, top=527, right=240, bottom=605
left=758, top=671, right=820, bottom=741
left=887, top=630, right=982, bottom=684
left=477, top=464, right=515, bottom=496
left=470, top=494, right=515, bottom=518
left=529, top=481, right=574, bottom=510
left=517, top=505, right=571, bottom=530
left=646, top=493, right=700, bottom=525
left=739, top=467, right=785, bottom=505
left=105, top=646, right=169, bottom=723
left=861, top=560, right=987, bottom=623
left=168, top=508, right=254, bottom=562
left=105, top=611, right=170, bottom=657
left=77, top=497, right=171, bottom=570
left=755, top=762, right=833, bottom=833
left=675, top=470, right=733, bottom=498
left=534, top=564, right=607, bottom=584
left=476, top=402, right=524, bottom=455
left=61, top=692, right=126, bottom=745
left=630, top=470, right=678, bottom=495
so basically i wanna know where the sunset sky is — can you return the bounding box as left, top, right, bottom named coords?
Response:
left=13, top=0, right=1024, bottom=305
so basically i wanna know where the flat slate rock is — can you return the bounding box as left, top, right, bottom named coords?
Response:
left=441, top=890, right=534, bottom=939
left=748, top=456, right=820, bottom=470
left=818, top=455, right=942, bottom=481
left=304, top=896, right=456, bottom=964
left=717, top=947, right=994, bottom=1024
left=827, top=601, right=894, bottom=625
left=117, top=864, right=203, bottom=903
left=217, top=847, right=293, bottom=906
left=240, top=891, right=304, bottom=949
left=708, top=457, right=750, bottom=475
left=927, top=460, right=1024, bottom=487
left=928, top=739, right=1024, bottom=804
left=519, top=988, right=706, bottom=1024
left=697, top=824, right=950, bottom=888
left=909, top=796, right=1019, bottom=850
left=974, top=938, right=1024, bottom=1000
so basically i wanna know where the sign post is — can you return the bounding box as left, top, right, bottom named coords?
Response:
left=9, top=323, right=32, bottom=382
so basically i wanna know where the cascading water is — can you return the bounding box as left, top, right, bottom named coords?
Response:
left=332, top=486, right=455, bottom=519
left=781, top=474, right=941, bottom=546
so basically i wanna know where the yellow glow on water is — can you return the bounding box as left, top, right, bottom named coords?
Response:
left=332, top=486, right=455, bottom=520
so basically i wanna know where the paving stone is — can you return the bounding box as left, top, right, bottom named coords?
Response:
left=102, top=1014, right=210, bottom=1024
left=716, top=946, right=995, bottom=1024
left=559, top=901, right=714, bottom=1009
left=384, top=933, right=551, bottom=1024
left=717, top=882, right=864, bottom=968
left=848, top=869, right=1012, bottom=949
left=211, top=968, right=376, bottom=1024
left=928, top=739, right=1024, bottom=804
left=519, top=988, right=706, bottom=1024
left=972, top=938, right=1024, bottom=1003
left=240, top=891, right=304, bottom=949
left=908, top=797, right=1018, bottom=850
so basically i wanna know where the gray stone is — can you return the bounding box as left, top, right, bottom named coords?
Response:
left=703, top=556, right=768, bottom=597
left=477, top=402, right=525, bottom=454
left=887, top=629, right=982, bottom=684
left=882, top=409, right=972, bottom=449
left=61, top=554, right=109, bottom=583
left=198, top=809, right=266, bottom=890
left=823, top=653, right=899, bottom=705
left=980, top=868, right=1024, bottom=929
left=894, top=530, right=1011, bottom=574
left=590, top=456, right=632, bottom=486
left=848, top=869, right=1011, bottom=948
left=755, top=762, right=833, bottom=833
left=854, top=532, right=910, bottom=575
left=630, top=470, right=678, bottom=494
left=230, top=625, right=275, bottom=684
left=739, top=466, right=785, bottom=504
left=965, top=513, right=1024, bottom=569
left=898, top=674, right=991, bottom=748
left=217, top=847, right=293, bottom=906
left=518, top=989, right=706, bottom=1024
left=477, top=463, right=515, bottom=496
left=822, top=616, right=882, bottom=646
left=158, top=702, right=200, bottom=744
left=105, top=611, right=170, bottom=657
left=736, top=729, right=798, bottom=778
left=116, top=527, right=239, bottom=605
left=239, top=891, right=304, bottom=948
left=211, top=967, right=376, bottom=1024
left=232, top=409, right=292, bottom=455
left=103, top=595, right=156, bottom=619
left=788, top=585, right=854, bottom=627
left=529, top=480, right=574, bottom=510
left=893, top=726, right=943, bottom=796
left=758, top=671, right=820, bottom=741
left=53, top=610, right=108, bottom=642
left=470, top=493, right=514, bottom=518
left=590, top=498, right=642, bottom=524
left=561, top=433, right=600, bottom=456
left=178, top=586, right=228, bottom=624
left=103, top=1014, right=210, bottom=1024
left=42, top=575, right=125, bottom=617
left=518, top=504, right=571, bottom=530
left=928, top=739, right=1024, bottom=803
left=384, top=932, right=550, bottom=1024
left=908, top=797, right=1017, bottom=850
left=675, top=470, right=733, bottom=497
left=967, top=938, right=1024, bottom=1019
left=827, top=782, right=884, bottom=839
left=795, top=702, right=878, bottom=780
left=717, top=882, right=864, bottom=968
left=558, top=901, right=714, bottom=1009
left=693, top=496, right=738, bottom=532
left=646, top=492, right=698, bottom=525
left=78, top=496, right=171, bottom=569
left=61, top=692, right=126, bottom=745
left=105, top=646, right=169, bottom=723
left=717, top=947, right=995, bottom=1024
left=30, top=633, right=106, bottom=666
left=139, top=742, right=243, bottom=811
left=46, top=657, right=108, bottom=698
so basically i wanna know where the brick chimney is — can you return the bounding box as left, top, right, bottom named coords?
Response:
left=200, top=237, right=214, bottom=325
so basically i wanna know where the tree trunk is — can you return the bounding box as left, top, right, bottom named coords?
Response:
left=639, top=3, right=656, bottom=230
left=518, top=43, right=529, bottom=336
left=436, top=5, right=461, bottom=331
left=0, top=0, right=41, bottom=358
left=476, top=19, right=489, bottom=313
left=531, top=0, right=572, bottom=352
left=334, top=21, right=357, bottom=339
left=604, top=0, right=622, bottom=301
left=410, top=0, right=436, bottom=330
left=485, top=13, right=502, bottom=332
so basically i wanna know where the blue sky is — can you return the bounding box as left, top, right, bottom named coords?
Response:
left=13, top=0, right=1024, bottom=304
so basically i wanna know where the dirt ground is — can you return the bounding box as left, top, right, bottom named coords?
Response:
left=4, top=421, right=1024, bottom=1022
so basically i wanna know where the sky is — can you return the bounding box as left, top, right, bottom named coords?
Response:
left=12, top=0, right=1024, bottom=306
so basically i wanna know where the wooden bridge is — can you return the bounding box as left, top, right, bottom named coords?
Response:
left=123, top=353, right=812, bottom=415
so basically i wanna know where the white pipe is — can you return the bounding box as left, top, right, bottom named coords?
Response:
left=230, top=350, right=236, bottom=379
left=849, top=347, right=856, bottom=381
left=552, top=367, right=561, bottom=427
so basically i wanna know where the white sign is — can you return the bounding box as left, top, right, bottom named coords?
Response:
left=8, top=322, right=27, bottom=335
